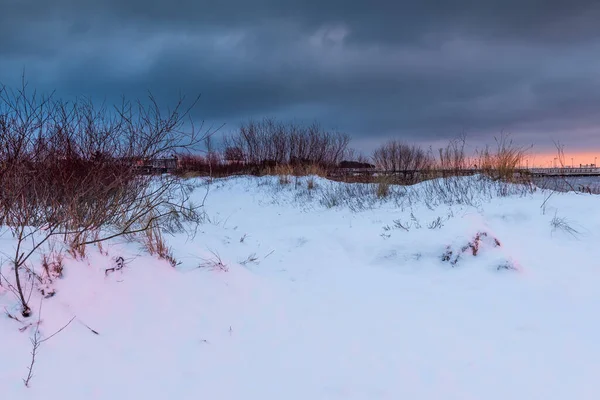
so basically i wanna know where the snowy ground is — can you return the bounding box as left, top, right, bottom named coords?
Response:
left=1, top=176, right=599, bottom=399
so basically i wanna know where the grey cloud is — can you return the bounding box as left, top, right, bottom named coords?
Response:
left=2, top=0, right=600, bottom=153
left=5, top=0, right=600, bottom=43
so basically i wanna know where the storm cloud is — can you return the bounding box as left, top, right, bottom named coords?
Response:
left=2, top=0, right=600, bottom=152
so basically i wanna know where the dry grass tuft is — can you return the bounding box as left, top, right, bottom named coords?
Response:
left=303, top=164, right=327, bottom=177
left=142, top=225, right=178, bottom=267
left=550, top=213, right=580, bottom=238
left=274, top=164, right=294, bottom=184
left=477, top=134, right=529, bottom=182
left=375, top=175, right=392, bottom=198
left=199, top=250, right=228, bottom=272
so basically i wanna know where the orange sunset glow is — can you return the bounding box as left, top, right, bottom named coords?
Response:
left=522, top=152, right=600, bottom=168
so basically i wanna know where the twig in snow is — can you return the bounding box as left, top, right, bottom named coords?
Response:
left=5, top=307, right=23, bottom=323
left=23, top=322, right=41, bottom=387
left=427, top=217, right=444, bottom=230
left=239, top=253, right=259, bottom=266
left=23, top=298, right=43, bottom=387
left=105, top=256, right=126, bottom=276
left=38, top=317, right=75, bottom=344
left=76, top=318, right=100, bottom=335
left=264, top=250, right=275, bottom=259
left=393, top=219, right=410, bottom=232
left=23, top=300, right=77, bottom=387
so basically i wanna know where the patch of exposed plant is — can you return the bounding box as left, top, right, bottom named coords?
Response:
left=105, top=256, right=126, bottom=276
left=497, top=260, right=518, bottom=271
left=441, top=231, right=502, bottom=267
left=198, top=251, right=228, bottom=272
left=239, top=253, right=259, bottom=266
left=550, top=212, right=580, bottom=239
left=38, top=252, right=64, bottom=298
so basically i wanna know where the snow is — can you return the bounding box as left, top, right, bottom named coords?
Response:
left=1, top=175, right=600, bottom=399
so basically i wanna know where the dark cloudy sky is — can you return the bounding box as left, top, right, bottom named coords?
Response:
left=2, top=0, right=600, bottom=154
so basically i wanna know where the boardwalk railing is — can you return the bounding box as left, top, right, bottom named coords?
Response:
left=130, top=159, right=600, bottom=177
left=526, top=167, right=600, bottom=176
left=329, top=166, right=600, bottom=179
left=132, top=157, right=179, bottom=174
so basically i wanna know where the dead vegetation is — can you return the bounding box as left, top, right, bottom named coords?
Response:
left=441, top=231, right=502, bottom=267
left=550, top=213, right=580, bottom=238
left=104, top=256, right=126, bottom=276
left=22, top=299, right=76, bottom=387
left=239, top=253, right=259, bottom=266
left=476, top=134, right=530, bottom=183
left=198, top=250, right=228, bottom=272
left=0, top=80, right=208, bottom=316
left=223, top=118, right=350, bottom=168
left=375, top=175, right=392, bottom=198
left=172, top=117, right=539, bottom=210
left=142, top=222, right=179, bottom=267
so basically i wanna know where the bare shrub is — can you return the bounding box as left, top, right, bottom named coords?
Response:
left=224, top=118, right=350, bottom=170
left=437, top=135, right=468, bottom=174
left=0, top=80, right=208, bottom=315
left=224, top=146, right=245, bottom=164
left=372, top=140, right=433, bottom=183
left=177, top=154, right=212, bottom=174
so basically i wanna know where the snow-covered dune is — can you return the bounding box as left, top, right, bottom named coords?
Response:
left=1, top=176, right=599, bottom=399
